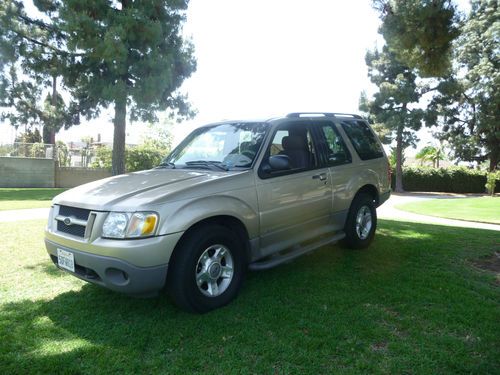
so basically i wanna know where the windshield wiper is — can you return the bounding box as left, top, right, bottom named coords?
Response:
left=156, top=161, right=176, bottom=169
left=184, top=160, right=229, bottom=171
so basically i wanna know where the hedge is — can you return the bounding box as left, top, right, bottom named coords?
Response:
left=391, top=167, right=500, bottom=193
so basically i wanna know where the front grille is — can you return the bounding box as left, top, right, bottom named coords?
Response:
left=57, top=221, right=86, bottom=237
left=59, top=205, right=90, bottom=220
left=56, top=205, right=91, bottom=238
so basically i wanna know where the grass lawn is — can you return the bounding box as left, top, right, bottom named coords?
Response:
left=0, top=188, right=66, bottom=211
left=396, top=196, right=500, bottom=224
left=1, top=220, right=499, bottom=374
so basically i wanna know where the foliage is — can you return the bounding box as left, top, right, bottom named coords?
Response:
left=14, top=128, right=42, bottom=144
left=372, top=0, right=460, bottom=77
left=91, top=142, right=169, bottom=173
left=91, top=146, right=113, bottom=170
left=391, top=167, right=499, bottom=193
left=30, top=142, right=46, bottom=158
left=126, top=146, right=165, bottom=173
left=360, top=46, right=424, bottom=192
left=415, top=145, right=445, bottom=168
left=56, top=140, right=70, bottom=167
left=429, top=0, right=499, bottom=171
left=485, top=171, right=499, bottom=196
left=0, top=1, right=78, bottom=139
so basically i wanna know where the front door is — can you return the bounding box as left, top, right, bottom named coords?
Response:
left=255, top=121, right=333, bottom=257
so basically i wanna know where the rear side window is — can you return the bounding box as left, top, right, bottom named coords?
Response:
left=341, top=120, right=384, bottom=160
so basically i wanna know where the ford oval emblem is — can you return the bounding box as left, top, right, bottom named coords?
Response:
left=63, top=217, right=72, bottom=226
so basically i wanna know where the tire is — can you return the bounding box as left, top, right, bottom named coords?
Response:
left=167, top=224, right=245, bottom=313
left=342, top=193, right=377, bottom=249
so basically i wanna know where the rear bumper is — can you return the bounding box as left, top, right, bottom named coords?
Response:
left=378, top=190, right=391, bottom=207
left=45, top=239, right=167, bottom=297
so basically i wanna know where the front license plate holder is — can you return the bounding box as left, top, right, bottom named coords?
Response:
left=57, top=248, right=75, bottom=273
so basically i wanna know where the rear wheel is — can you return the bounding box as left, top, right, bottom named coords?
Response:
left=167, top=224, right=245, bottom=313
left=342, top=193, right=377, bottom=249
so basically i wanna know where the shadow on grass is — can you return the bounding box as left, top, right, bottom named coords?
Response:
left=1, top=220, right=499, bottom=374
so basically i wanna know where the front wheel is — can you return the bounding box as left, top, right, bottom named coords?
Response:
left=342, top=193, right=377, bottom=249
left=167, top=224, right=245, bottom=313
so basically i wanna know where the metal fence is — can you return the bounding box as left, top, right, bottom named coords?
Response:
left=0, top=143, right=55, bottom=159
left=0, top=142, right=98, bottom=167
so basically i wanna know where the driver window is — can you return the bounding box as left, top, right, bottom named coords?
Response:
left=267, top=124, right=317, bottom=171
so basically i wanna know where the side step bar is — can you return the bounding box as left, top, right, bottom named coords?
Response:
left=249, top=231, right=346, bottom=271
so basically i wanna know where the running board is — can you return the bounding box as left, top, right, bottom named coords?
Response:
left=249, top=231, right=346, bottom=271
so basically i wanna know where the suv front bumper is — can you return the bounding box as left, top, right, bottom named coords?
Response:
left=46, top=238, right=169, bottom=297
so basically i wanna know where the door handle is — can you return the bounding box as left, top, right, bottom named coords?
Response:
left=312, top=173, right=327, bottom=181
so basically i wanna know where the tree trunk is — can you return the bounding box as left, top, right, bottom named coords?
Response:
left=394, top=123, right=404, bottom=193
left=50, top=75, right=57, bottom=145
left=112, top=97, right=127, bottom=175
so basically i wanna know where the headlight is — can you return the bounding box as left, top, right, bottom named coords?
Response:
left=102, top=212, right=158, bottom=239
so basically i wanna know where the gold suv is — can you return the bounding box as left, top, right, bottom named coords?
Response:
left=45, top=112, right=391, bottom=312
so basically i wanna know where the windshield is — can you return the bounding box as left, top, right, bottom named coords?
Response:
left=161, top=122, right=268, bottom=170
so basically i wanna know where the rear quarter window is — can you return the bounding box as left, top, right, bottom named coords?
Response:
left=341, top=120, right=384, bottom=160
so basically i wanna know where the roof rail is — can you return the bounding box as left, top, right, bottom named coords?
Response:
left=286, top=112, right=362, bottom=119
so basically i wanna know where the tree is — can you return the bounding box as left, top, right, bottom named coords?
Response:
left=1, top=0, right=196, bottom=175
left=372, top=0, right=460, bottom=77
left=429, top=0, right=499, bottom=171
left=60, top=0, right=196, bottom=175
left=416, top=145, right=445, bottom=168
left=360, top=47, right=424, bottom=192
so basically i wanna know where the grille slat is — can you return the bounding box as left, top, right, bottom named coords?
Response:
left=57, top=221, right=86, bottom=237
left=59, top=205, right=90, bottom=220
left=56, top=205, right=91, bottom=238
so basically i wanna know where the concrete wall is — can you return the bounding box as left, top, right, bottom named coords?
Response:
left=0, top=157, right=55, bottom=188
left=56, top=167, right=112, bottom=188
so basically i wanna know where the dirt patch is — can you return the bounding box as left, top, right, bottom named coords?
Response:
left=472, top=252, right=500, bottom=273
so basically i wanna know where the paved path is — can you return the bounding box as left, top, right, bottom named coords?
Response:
left=377, top=193, right=500, bottom=231
left=0, top=207, right=50, bottom=223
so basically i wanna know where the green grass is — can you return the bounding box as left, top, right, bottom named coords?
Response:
left=1, top=219, right=499, bottom=374
left=0, top=188, right=66, bottom=210
left=396, top=196, right=500, bottom=224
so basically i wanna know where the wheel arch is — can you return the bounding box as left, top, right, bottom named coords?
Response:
left=169, top=215, right=252, bottom=267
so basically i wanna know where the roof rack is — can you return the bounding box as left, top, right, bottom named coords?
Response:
left=286, top=112, right=362, bottom=119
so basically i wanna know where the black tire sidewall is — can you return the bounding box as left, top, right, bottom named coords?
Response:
left=343, top=194, right=377, bottom=249
left=168, top=225, right=245, bottom=313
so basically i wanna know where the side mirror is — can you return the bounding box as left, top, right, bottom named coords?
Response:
left=262, top=155, right=291, bottom=173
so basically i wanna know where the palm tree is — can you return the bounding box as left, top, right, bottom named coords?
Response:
left=416, top=145, right=445, bottom=168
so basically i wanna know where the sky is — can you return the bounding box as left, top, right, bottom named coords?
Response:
left=0, top=0, right=470, bottom=154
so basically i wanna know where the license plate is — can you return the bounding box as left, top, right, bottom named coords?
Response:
left=57, top=248, right=75, bottom=272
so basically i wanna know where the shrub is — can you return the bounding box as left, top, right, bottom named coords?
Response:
left=485, top=171, right=499, bottom=196
left=91, top=144, right=168, bottom=172
left=391, top=167, right=500, bottom=193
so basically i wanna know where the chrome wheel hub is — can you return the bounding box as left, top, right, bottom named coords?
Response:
left=196, top=244, right=234, bottom=297
left=355, top=205, right=373, bottom=240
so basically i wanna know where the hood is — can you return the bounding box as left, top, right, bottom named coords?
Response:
left=53, top=168, right=247, bottom=210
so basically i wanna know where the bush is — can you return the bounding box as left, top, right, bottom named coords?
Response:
left=91, top=144, right=167, bottom=172
left=126, top=146, right=164, bottom=172
left=391, top=167, right=500, bottom=193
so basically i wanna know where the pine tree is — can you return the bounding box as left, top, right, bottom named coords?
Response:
left=360, top=47, right=425, bottom=192
left=429, top=0, right=499, bottom=171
